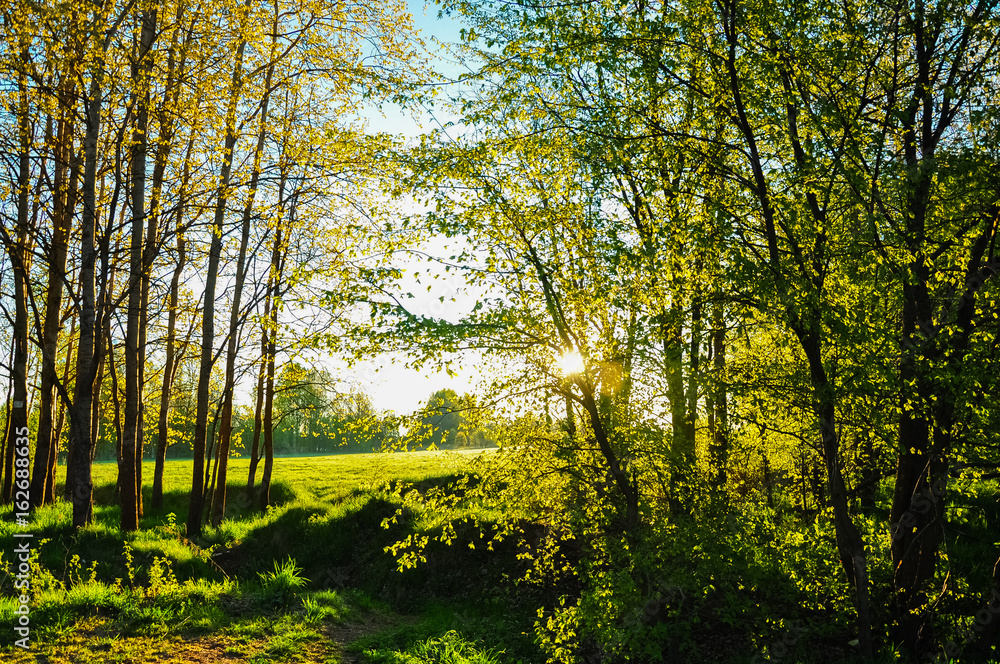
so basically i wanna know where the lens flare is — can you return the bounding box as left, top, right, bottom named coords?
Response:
left=557, top=349, right=586, bottom=375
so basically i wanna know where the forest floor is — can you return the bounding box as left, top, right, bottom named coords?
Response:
left=0, top=607, right=422, bottom=663
left=3, top=451, right=998, bottom=663
left=2, top=451, right=528, bottom=664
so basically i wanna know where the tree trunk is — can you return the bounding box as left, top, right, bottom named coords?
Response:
left=709, top=298, right=728, bottom=491
left=66, top=58, right=105, bottom=527
left=50, top=318, right=76, bottom=503
left=888, top=52, right=945, bottom=648
left=797, top=329, right=873, bottom=660
left=122, top=4, right=158, bottom=531
left=578, top=381, right=639, bottom=535
left=109, top=339, right=124, bottom=499
left=246, top=298, right=269, bottom=505
left=859, top=432, right=877, bottom=512
left=153, top=232, right=186, bottom=509
left=212, top=55, right=276, bottom=525
left=188, top=32, right=247, bottom=537
left=2, top=40, right=34, bottom=504
left=150, top=3, right=191, bottom=512
left=259, top=221, right=285, bottom=511
left=31, top=103, right=77, bottom=509
left=683, top=285, right=702, bottom=449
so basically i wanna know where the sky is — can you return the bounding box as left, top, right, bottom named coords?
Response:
left=364, top=0, right=476, bottom=137
left=340, top=1, right=483, bottom=415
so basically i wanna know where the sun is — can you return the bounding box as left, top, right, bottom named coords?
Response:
left=556, top=349, right=586, bottom=375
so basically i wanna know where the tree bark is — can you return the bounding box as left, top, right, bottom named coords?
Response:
left=188, top=31, right=247, bottom=537
left=709, top=298, right=728, bottom=491
left=66, top=55, right=105, bottom=527
left=2, top=36, right=34, bottom=504
left=212, top=54, right=276, bottom=525
left=259, top=227, right=283, bottom=511
left=50, top=318, right=76, bottom=503
left=150, top=1, right=191, bottom=511
left=246, top=296, right=269, bottom=505
left=122, top=3, right=159, bottom=531
left=153, top=231, right=186, bottom=509
left=31, top=100, right=77, bottom=509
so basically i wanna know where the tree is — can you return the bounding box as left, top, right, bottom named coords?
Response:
left=0, top=9, right=36, bottom=505
left=365, top=0, right=1000, bottom=657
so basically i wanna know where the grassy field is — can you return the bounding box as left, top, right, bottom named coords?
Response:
left=5, top=451, right=999, bottom=663
left=1, top=450, right=535, bottom=664
left=89, top=449, right=487, bottom=507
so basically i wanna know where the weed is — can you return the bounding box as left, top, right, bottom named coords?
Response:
left=302, top=590, right=347, bottom=623
left=363, top=630, right=504, bottom=664
left=258, top=556, right=309, bottom=607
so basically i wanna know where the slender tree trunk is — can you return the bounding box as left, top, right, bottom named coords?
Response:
left=246, top=302, right=268, bottom=504
left=90, top=351, right=105, bottom=463
left=150, top=4, right=190, bottom=511
left=249, top=166, right=288, bottom=505
left=683, top=289, right=702, bottom=449
left=797, top=329, right=873, bottom=659
left=31, top=106, right=76, bottom=509
left=661, top=304, right=694, bottom=485
left=889, top=68, right=945, bottom=650
left=2, top=40, right=34, bottom=503
left=88, top=139, right=124, bottom=470
left=258, top=219, right=286, bottom=511
left=578, top=382, right=639, bottom=535
left=259, top=304, right=277, bottom=511
left=153, top=232, right=186, bottom=509
left=109, top=339, right=124, bottom=498
left=91, top=236, right=119, bottom=472
left=189, top=33, right=247, bottom=537
left=66, top=60, right=104, bottom=527
left=860, top=432, right=876, bottom=512
left=49, top=318, right=76, bottom=503
left=212, top=57, right=276, bottom=525
left=709, top=298, right=728, bottom=490
left=122, top=5, right=158, bottom=531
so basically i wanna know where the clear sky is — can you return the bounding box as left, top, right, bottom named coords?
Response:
left=363, top=0, right=473, bottom=137
left=343, top=1, right=482, bottom=416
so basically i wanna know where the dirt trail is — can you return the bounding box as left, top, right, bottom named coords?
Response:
left=3, top=614, right=410, bottom=664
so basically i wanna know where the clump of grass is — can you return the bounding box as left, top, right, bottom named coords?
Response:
left=363, top=630, right=504, bottom=664
left=302, top=590, right=347, bottom=623
left=257, top=556, right=308, bottom=607
left=252, top=614, right=320, bottom=662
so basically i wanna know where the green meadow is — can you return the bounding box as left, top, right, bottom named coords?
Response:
left=3, top=450, right=999, bottom=663
left=1, top=450, right=532, bottom=664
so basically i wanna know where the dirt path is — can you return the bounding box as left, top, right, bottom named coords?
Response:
left=3, top=614, right=410, bottom=664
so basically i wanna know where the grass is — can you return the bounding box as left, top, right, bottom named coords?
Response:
left=8, top=449, right=990, bottom=662
left=0, top=450, right=535, bottom=663
left=89, top=449, right=481, bottom=505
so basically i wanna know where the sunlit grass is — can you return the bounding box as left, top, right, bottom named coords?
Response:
left=0, top=448, right=526, bottom=664
left=85, top=449, right=487, bottom=506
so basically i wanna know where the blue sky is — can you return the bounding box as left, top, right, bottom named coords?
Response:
left=345, top=1, right=484, bottom=415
